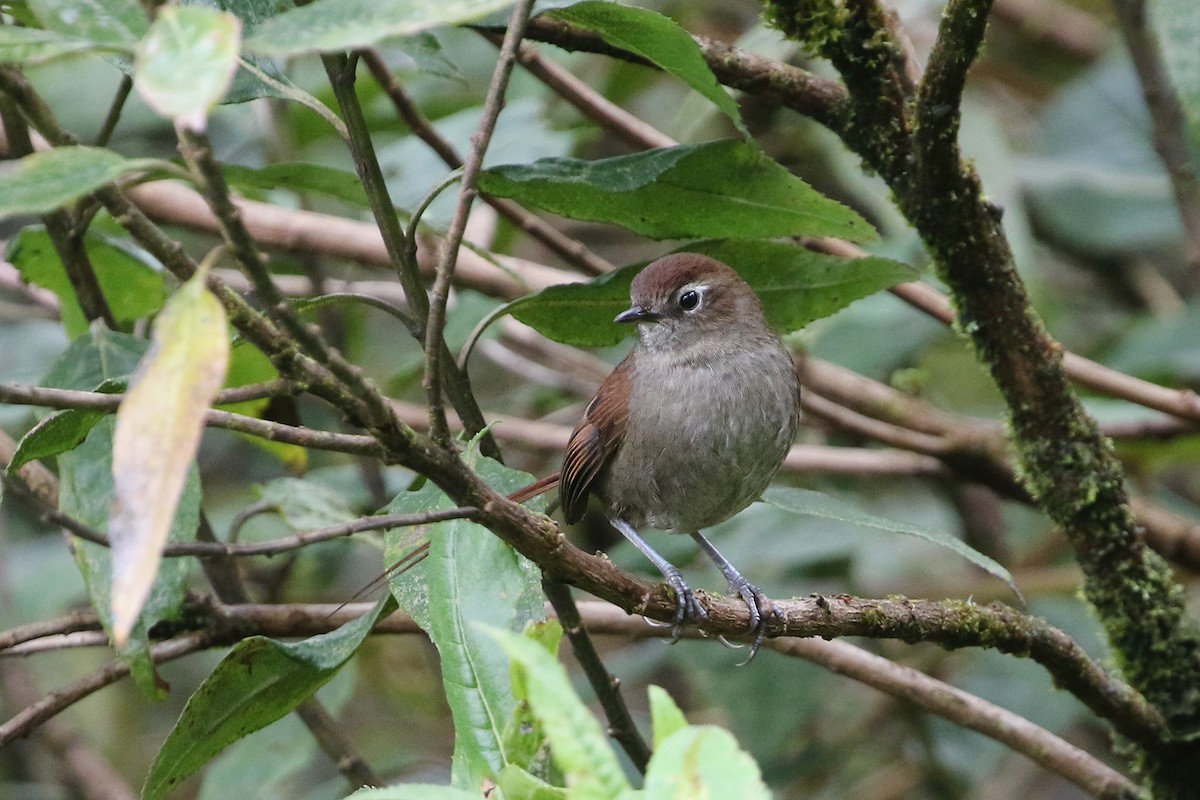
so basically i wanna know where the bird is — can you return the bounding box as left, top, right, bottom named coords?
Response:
left=527, top=252, right=801, bottom=659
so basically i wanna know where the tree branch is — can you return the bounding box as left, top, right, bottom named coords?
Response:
left=423, top=0, right=535, bottom=446
left=0, top=599, right=1147, bottom=797
left=318, top=53, right=500, bottom=458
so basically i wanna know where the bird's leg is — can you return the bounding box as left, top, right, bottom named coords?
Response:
left=610, top=518, right=708, bottom=641
left=690, top=531, right=779, bottom=663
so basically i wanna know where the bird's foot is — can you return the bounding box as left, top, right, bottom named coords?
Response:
left=728, top=577, right=781, bottom=664
left=662, top=567, right=707, bottom=643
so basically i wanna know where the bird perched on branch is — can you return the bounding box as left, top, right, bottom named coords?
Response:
left=518, top=252, right=801, bottom=659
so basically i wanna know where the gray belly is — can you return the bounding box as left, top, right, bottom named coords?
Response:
left=601, top=353, right=798, bottom=532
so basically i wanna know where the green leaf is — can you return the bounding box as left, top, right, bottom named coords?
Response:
left=6, top=379, right=124, bottom=473
left=511, top=241, right=915, bottom=347
left=41, top=328, right=147, bottom=397
left=1025, top=56, right=1181, bottom=254
left=245, top=0, right=516, bottom=57
left=502, top=620, right=562, bottom=773
left=508, top=265, right=636, bottom=348
left=221, top=162, right=370, bottom=207
left=109, top=269, right=229, bottom=646
left=43, top=329, right=196, bottom=696
left=688, top=240, right=918, bottom=331
left=196, top=665, right=358, bottom=800
left=545, top=1, right=745, bottom=135
left=9, top=408, right=108, bottom=471
left=143, top=596, right=394, bottom=800
left=0, top=27, right=105, bottom=64
left=8, top=226, right=168, bottom=338
left=496, top=765, right=569, bottom=800
left=489, top=627, right=632, bottom=800
left=134, top=5, right=242, bottom=128
left=761, top=487, right=1020, bottom=597
left=344, top=787, right=486, bottom=800
left=1151, top=0, right=1200, bottom=153
left=384, top=446, right=545, bottom=788
left=30, top=0, right=149, bottom=48
left=478, top=140, right=873, bottom=241
left=256, top=477, right=359, bottom=530
left=642, top=726, right=770, bottom=800
left=0, top=147, right=165, bottom=219
left=647, top=685, right=687, bottom=750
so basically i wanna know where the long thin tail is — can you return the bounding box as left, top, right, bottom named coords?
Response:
left=508, top=471, right=561, bottom=504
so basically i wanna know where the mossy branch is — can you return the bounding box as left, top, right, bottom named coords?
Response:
left=761, top=0, right=1200, bottom=792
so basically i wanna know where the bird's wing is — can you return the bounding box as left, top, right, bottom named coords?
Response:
left=560, top=356, right=631, bottom=523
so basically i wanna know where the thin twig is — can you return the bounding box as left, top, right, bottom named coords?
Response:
left=0, top=382, right=382, bottom=455
left=0, top=609, right=100, bottom=652
left=362, top=48, right=614, bottom=277
left=319, top=53, right=500, bottom=459
left=293, top=701, right=379, bottom=789
left=177, top=128, right=366, bottom=401
left=18, top=495, right=476, bottom=560
left=423, top=0, right=536, bottom=445
left=768, top=636, right=1140, bottom=799
left=479, top=32, right=674, bottom=150
left=515, top=16, right=852, bottom=134
left=93, top=74, right=133, bottom=148
left=0, top=633, right=214, bottom=744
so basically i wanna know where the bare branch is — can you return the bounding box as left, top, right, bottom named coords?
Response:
left=424, top=0, right=536, bottom=445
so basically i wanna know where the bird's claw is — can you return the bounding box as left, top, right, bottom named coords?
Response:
left=730, top=578, right=780, bottom=665
left=664, top=571, right=707, bottom=644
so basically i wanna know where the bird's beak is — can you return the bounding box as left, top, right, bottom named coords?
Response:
left=614, top=305, right=661, bottom=324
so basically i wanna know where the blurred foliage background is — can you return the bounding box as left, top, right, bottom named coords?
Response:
left=1, top=0, right=1198, bottom=798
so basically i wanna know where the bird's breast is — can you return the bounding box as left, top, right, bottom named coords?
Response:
left=602, top=344, right=799, bottom=532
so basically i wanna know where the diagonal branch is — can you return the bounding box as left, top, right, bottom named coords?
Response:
left=542, top=579, right=651, bottom=772
left=318, top=53, right=500, bottom=458
left=423, top=0, right=536, bottom=446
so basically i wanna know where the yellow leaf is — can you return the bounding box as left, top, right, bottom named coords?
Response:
left=109, top=269, right=228, bottom=647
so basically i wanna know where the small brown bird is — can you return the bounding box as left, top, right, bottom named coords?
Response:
left=555, top=252, right=801, bottom=657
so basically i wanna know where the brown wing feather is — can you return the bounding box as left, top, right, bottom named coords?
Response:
left=560, top=356, right=632, bottom=523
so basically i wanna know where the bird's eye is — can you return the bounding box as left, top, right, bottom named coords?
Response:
left=678, top=289, right=701, bottom=311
